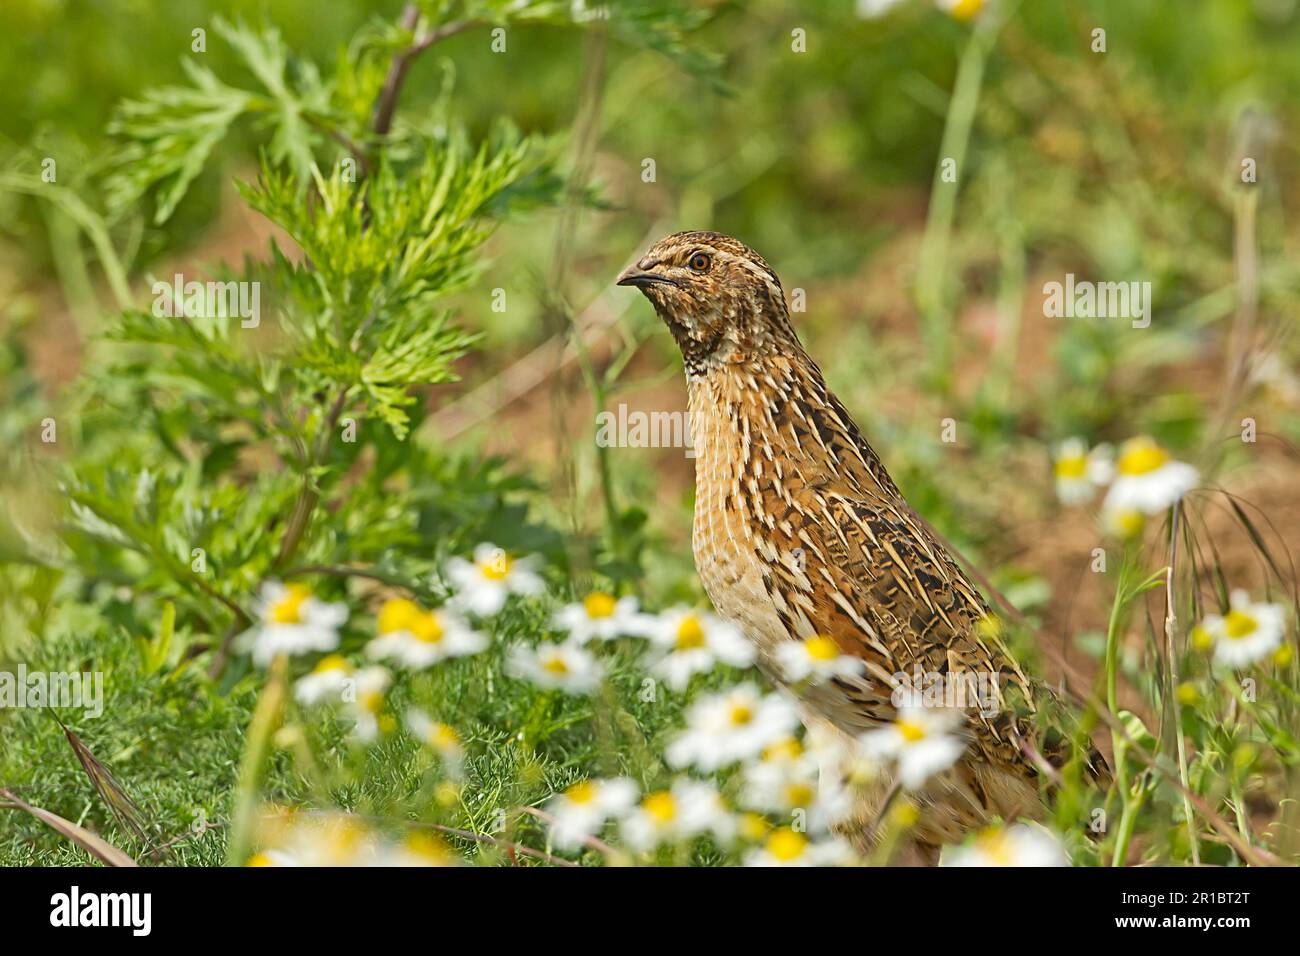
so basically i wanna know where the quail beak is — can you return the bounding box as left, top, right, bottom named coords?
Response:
left=616, top=264, right=675, bottom=289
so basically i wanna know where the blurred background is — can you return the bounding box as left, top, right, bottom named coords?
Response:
left=3, top=0, right=1299, bottom=721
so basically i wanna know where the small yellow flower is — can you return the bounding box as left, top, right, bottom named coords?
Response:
left=565, top=780, right=597, bottom=804
left=766, top=827, right=808, bottom=863
left=643, top=791, right=677, bottom=824
left=378, top=598, right=421, bottom=635
left=480, top=553, right=513, bottom=581
left=401, top=832, right=455, bottom=866
left=943, top=0, right=984, bottom=21
left=762, top=737, right=803, bottom=762
left=410, top=611, right=446, bottom=644
left=583, top=591, right=618, bottom=619
left=313, top=654, right=351, bottom=673
left=804, top=636, right=839, bottom=660
left=1191, top=625, right=1214, bottom=652
left=270, top=584, right=311, bottom=624
left=738, top=812, right=769, bottom=842
left=1108, top=508, right=1145, bottom=539
left=1275, top=643, right=1294, bottom=667
left=435, top=781, right=461, bottom=806
left=890, top=798, right=920, bottom=828
left=1116, top=437, right=1171, bottom=476
left=728, top=702, right=754, bottom=727
left=896, top=720, right=927, bottom=743
left=1175, top=682, right=1199, bottom=706
left=675, top=614, right=707, bottom=650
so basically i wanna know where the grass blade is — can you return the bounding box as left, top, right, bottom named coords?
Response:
left=0, top=788, right=139, bottom=867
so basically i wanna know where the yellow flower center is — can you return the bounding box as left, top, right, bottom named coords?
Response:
left=1191, top=624, right=1214, bottom=652
left=947, top=0, right=983, bottom=21
left=784, top=782, right=815, bottom=807
left=1054, top=454, right=1088, bottom=480
left=565, top=781, right=596, bottom=804
left=804, top=636, right=839, bottom=661
left=643, top=791, right=677, bottom=824
left=378, top=598, right=421, bottom=635
left=1222, top=609, right=1258, bottom=641
left=404, top=832, right=452, bottom=864
left=583, top=592, right=617, bottom=619
left=429, top=724, right=460, bottom=750
left=763, top=737, right=803, bottom=762
left=1111, top=509, right=1145, bottom=539
left=246, top=852, right=273, bottom=867
left=739, top=812, right=769, bottom=842
left=974, top=829, right=1015, bottom=865
left=271, top=584, right=311, bottom=624
left=766, top=828, right=807, bottom=862
left=360, top=689, right=384, bottom=714
left=542, top=653, right=570, bottom=675
left=479, top=553, right=513, bottom=581
left=897, top=719, right=927, bottom=743
left=728, top=703, right=753, bottom=726
left=890, top=798, right=920, bottom=828
left=675, top=615, right=707, bottom=650
left=1117, top=438, right=1171, bottom=477
left=411, top=611, right=445, bottom=644
left=314, top=654, right=350, bottom=674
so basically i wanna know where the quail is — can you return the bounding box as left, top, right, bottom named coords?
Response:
left=618, top=230, right=1061, bottom=847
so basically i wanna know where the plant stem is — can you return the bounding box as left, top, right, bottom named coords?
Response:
left=225, top=654, right=287, bottom=866
left=915, top=11, right=1000, bottom=390
left=1162, top=501, right=1200, bottom=864
left=1104, top=554, right=1132, bottom=865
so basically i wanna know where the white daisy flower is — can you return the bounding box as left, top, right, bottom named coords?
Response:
left=239, top=582, right=347, bottom=667
left=740, top=737, right=817, bottom=811
left=620, top=779, right=736, bottom=851
left=775, top=635, right=866, bottom=686
left=1052, top=437, right=1113, bottom=505
left=507, top=641, right=604, bottom=694
left=405, top=708, right=465, bottom=775
left=446, top=543, right=544, bottom=616
left=545, top=778, right=639, bottom=850
left=1195, top=590, right=1288, bottom=668
left=666, top=684, right=800, bottom=772
left=553, top=591, right=651, bottom=643
left=1103, top=506, right=1146, bottom=540
left=345, top=666, right=391, bottom=742
left=647, top=608, right=755, bottom=691
left=1102, top=436, right=1198, bottom=516
left=364, top=597, right=486, bottom=669
left=375, top=832, right=457, bottom=867
left=294, top=654, right=354, bottom=706
left=936, top=0, right=985, bottom=22
left=859, top=705, right=966, bottom=789
left=248, top=812, right=379, bottom=867
left=744, top=827, right=855, bottom=867
left=942, top=824, right=1068, bottom=867
left=856, top=0, right=907, bottom=18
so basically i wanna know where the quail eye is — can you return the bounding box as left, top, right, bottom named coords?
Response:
left=688, top=252, right=712, bottom=273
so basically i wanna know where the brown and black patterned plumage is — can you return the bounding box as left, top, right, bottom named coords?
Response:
left=618, top=230, right=1050, bottom=844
